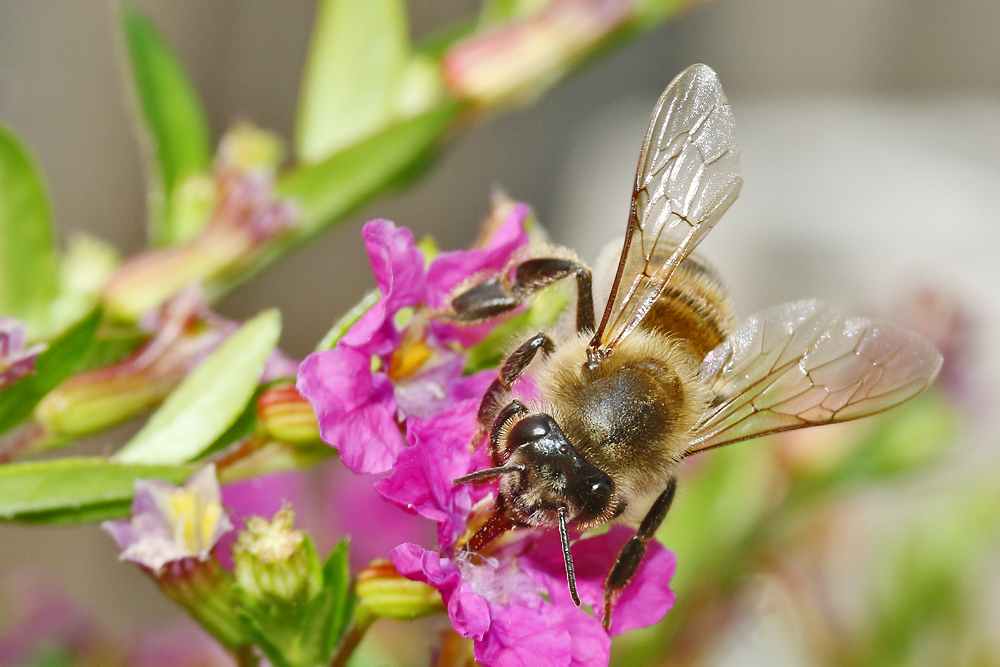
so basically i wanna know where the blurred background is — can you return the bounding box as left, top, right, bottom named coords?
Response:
left=1, top=1, right=998, bottom=665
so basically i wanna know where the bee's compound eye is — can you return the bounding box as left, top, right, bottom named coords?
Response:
left=509, top=414, right=551, bottom=443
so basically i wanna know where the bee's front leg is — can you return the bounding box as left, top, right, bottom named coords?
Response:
left=475, top=332, right=555, bottom=452
left=450, top=257, right=595, bottom=334
left=602, top=476, right=678, bottom=632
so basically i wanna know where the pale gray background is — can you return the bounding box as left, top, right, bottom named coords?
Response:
left=1, top=0, right=998, bottom=663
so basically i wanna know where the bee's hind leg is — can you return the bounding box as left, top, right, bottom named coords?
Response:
left=450, top=257, right=595, bottom=333
left=602, top=476, right=678, bottom=632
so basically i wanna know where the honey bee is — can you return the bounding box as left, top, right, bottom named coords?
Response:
left=449, top=64, right=942, bottom=630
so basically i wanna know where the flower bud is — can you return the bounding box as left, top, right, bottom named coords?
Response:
left=444, top=0, right=632, bottom=106
left=35, top=291, right=230, bottom=437
left=356, top=559, right=444, bottom=620
left=256, top=382, right=321, bottom=444
left=216, top=123, right=285, bottom=174
left=103, top=168, right=297, bottom=322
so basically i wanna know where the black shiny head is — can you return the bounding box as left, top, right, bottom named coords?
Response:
left=501, top=413, right=615, bottom=527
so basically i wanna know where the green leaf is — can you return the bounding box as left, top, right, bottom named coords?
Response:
left=480, top=0, right=549, bottom=24
left=40, top=234, right=120, bottom=339
left=0, top=309, right=100, bottom=436
left=0, top=124, right=58, bottom=328
left=0, top=457, right=195, bottom=523
left=114, top=309, right=281, bottom=465
left=295, top=0, right=411, bottom=163
left=313, top=539, right=354, bottom=658
left=121, top=6, right=212, bottom=246
left=194, top=386, right=264, bottom=461
left=279, top=103, right=457, bottom=237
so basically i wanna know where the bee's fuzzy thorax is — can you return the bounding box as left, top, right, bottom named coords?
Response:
left=530, top=329, right=710, bottom=525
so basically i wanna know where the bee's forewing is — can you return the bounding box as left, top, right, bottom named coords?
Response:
left=596, top=64, right=742, bottom=350
left=687, top=299, right=943, bottom=454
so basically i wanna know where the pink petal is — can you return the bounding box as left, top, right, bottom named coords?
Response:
left=375, top=400, right=482, bottom=547
left=297, top=347, right=404, bottom=474
left=520, top=526, right=676, bottom=636
left=342, top=220, right=428, bottom=356
left=425, top=204, right=530, bottom=310
left=474, top=603, right=572, bottom=667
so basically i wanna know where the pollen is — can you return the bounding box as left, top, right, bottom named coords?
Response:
left=388, top=338, right=433, bottom=381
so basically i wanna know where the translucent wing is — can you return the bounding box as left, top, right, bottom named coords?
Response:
left=594, top=64, right=742, bottom=351
left=687, top=300, right=943, bottom=454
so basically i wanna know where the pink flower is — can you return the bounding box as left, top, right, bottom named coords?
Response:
left=297, top=205, right=530, bottom=474
left=297, top=208, right=677, bottom=666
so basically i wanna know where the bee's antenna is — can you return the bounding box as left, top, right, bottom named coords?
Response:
left=558, top=507, right=581, bottom=607
left=453, top=464, right=524, bottom=486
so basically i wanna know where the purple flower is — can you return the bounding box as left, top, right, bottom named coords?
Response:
left=297, top=204, right=530, bottom=474
left=0, top=317, right=46, bottom=391
left=379, top=400, right=677, bottom=667
left=103, top=465, right=233, bottom=573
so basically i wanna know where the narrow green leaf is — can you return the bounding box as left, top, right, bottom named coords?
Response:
left=0, top=309, right=101, bottom=436
left=296, top=0, right=410, bottom=162
left=0, top=457, right=195, bottom=523
left=0, top=124, right=58, bottom=327
left=121, top=6, right=212, bottom=246
left=195, top=385, right=265, bottom=460
left=115, top=310, right=281, bottom=465
left=279, top=103, right=457, bottom=237
left=313, top=539, right=354, bottom=659
left=480, top=0, right=549, bottom=24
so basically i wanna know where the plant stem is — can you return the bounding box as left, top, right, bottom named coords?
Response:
left=233, top=645, right=261, bottom=667
left=329, top=609, right=376, bottom=667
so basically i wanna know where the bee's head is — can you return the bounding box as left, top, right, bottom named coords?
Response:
left=499, top=413, right=615, bottom=528
left=452, top=409, right=615, bottom=609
